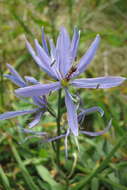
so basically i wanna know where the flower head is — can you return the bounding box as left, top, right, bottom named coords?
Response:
left=14, top=27, right=126, bottom=137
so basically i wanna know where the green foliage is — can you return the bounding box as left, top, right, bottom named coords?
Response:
left=0, top=0, right=127, bottom=189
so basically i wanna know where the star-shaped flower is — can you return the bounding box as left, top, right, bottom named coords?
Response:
left=15, top=27, right=126, bottom=136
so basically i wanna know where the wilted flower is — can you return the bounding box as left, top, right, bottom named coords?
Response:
left=15, top=27, right=126, bottom=137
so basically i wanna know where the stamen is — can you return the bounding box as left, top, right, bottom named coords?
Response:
left=50, top=59, right=56, bottom=67
left=65, top=66, right=77, bottom=81
left=96, top=84, right=100, bottom=89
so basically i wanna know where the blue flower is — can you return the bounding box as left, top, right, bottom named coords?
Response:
left=14, top=27, right=126, bottom=137
left=0, top=64, right=47, bottom=128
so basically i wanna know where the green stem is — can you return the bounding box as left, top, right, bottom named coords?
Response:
left=56, top=89, right=62, bottom=167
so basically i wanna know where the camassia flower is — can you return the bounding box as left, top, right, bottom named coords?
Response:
left=15, top=27, right=126, bottom=137
left=0, top=64, right=47, bottom=128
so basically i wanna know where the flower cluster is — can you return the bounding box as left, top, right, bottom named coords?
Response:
left=0, top=27, right=126, bottom=145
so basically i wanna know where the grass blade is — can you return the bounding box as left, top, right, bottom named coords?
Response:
left=36, top=165, right=65, bottom=190
left=11, top=11, right=34, bottom=38
left=72, top=132, right=127, bottom=190
left=8, top=139, right=39, bottom=190
left=99, top=176, right=127, bottom=190
left=0, top=165, right=11, bottom=190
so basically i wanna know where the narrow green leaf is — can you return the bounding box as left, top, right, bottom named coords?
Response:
left=8, top=140, right=40, bottom=190
left=91, top=177, right=99, bottom=190
left=71, top=132, right=127, bottom=190
left=99, top=176, right=127, bottom=190
left=0, top=165, right=11, bottom=190
left=36, top=165, right=65, bottom=190
left=11, top=12, right=34, bottom=38
left=37, top=178, right=51, bottom=190
left=31, top=15, right=50, bottom=27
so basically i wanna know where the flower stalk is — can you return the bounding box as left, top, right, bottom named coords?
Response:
left=0, top=26, right=126, bottom=161
left=56, top=89, right=62, bottom=167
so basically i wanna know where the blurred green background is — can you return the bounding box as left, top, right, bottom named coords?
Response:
left=0, top=0, right=127, bottom=189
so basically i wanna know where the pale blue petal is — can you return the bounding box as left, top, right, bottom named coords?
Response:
left=0, top=109, right=38, bottom=120
left=78, top=106, right=104, bottom=124
left=73, top=35, right=100, bottom=77
left=15, top=95, right=34, bottom=105
left=32, top=96, right=43, bottom=107
left=4, top=74, right=26, bottom=87
left=34, top=39, right=51, bottom=67
left=70, top=27, right=80, bottom=62
left=29, top=111, right=44, bottom=128
left=65, top=90, right=78, bottom=136
left=48, top=38, right=61, bottom=79
left=56, top=27, right=71, bottom=77
left=25, top=39, right=57, bottom=79
left=78, top=106, right=104, bottom=119
left=80, top=119, right=112, bottom=136
left=35, top=39, right=58, bottom=79
left=25, top=76, right=39, bottom=84
left=71, top=76, right=126, bottom=89
left=83, top=106, right=104, bottom=117
left=15, top=82, right=61, bottom=97
left=49, top=38, right=56, bottom=61
left=44, top=134, right=66, bottom=142
left=6, top=64, right=25, bottom=85
left=20, top=126, right=47, bottom=135
left=32, top=96, right=46, bottom=107
left=42, top=27, right=49, bottom=55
